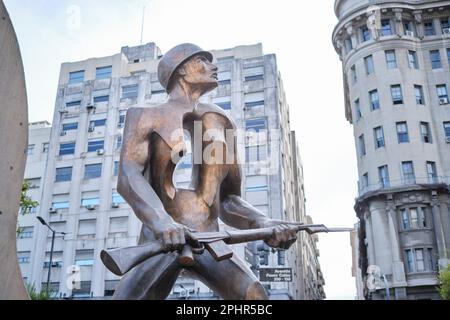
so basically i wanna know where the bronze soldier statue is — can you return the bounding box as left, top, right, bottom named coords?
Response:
left=113, top=43, right=298, bottom=300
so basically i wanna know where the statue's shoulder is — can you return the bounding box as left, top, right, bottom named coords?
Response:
left=197, top=102, right=236, bottom=129
left=126, top=102, right=170, bottom=122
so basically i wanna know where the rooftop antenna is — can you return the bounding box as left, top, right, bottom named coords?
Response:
left=140, top=6, right=146, bottom=45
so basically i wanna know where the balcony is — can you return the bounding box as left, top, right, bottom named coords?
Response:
left=357, top=175, right=449, bottom=198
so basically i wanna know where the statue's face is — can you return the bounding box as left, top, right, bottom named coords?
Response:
left=180, top=54, right=218, bottom=92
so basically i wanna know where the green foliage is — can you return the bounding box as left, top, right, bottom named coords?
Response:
left=20, top=181, right=39, bottom=215
left=25, top=283, right=55, bottom=300
left=438, top=265, right=450, bottom=300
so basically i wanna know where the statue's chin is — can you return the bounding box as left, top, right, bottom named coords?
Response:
left=202, top=82, right=218, bottom=95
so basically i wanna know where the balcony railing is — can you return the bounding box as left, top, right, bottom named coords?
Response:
left=357, top=175, right=450, bottom=197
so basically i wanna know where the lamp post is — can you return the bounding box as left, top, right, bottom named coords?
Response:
left=37, top=216, right=66, bottom=292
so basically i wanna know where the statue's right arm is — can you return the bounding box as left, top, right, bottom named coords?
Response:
left=117, top=108, right=185, bottom=250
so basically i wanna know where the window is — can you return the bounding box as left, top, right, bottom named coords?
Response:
left=246, top=118, right=266, bottom=132
left=17, top=226, right=34, bottom=239
left=430, top=50, right=442, bottom=69
left=380, top=19, right=392, bottom=36
left=93, top=95, right=109, bottom=103
left=424, top=21, right=436, bottom=36
left=87, top=139, right=104, bottom=153
left=27, top=144, right=34, bottom=155
left=441, top=17, right=450, bottom=33
left=345, top=37, right=353, bottom=53
left=42, top=143, right=49, bottom=153
left=59, top=142, right=75, bottom=156
left=408, top=51, right=419, bottom=69
left=385, top=50, right=397, bottom=69
left=75, top=250, right=94, bottom=266
left=405, top=248, right=435, bottom=273
left=17, top=251, right=30, bottom=264
left=361, top=173, right=369, bottom=190
left=89, top=119, right=106, bottom=131
left=245, top=145, right=267, bottom=163
left=216, top=102, right=231, bottom=110
left=218, top=71, right=231, bottom=85
left=355, top=99, right=361, bottom=120
left=420, top=122, right=432, bottom=143
left=122, top=84, right=139, bottom=99
left=55, top=167, right=72, bottom=182
left=84, top=163, right=102, bottom=179
left=401, top=207, right=427, bottom=230
left=437, top=85, right=449, bottom=104
left=81, top=197, right=99, bottom=207
left=72, top=281, right=91, bottom=298
left=403, top=20, right=414, bottom=35
left=373, top=126, right=385, bottom=148
left=66, top=100, right=81, bottom=108
left=414, top=85, right=425, bottom=105
left=62, top=122, right=78, bottom=131
left=114, top=161, right=119, bottom=176
left=369, top=89, right=380, bottom=110
left=396, top=122, right=409, bottom=143
left=447, top=49, right=450, bottom=65
left=405, top=249, right=414, bottom=272
left=391, top=85, right=403, bottom=105
left=96, top=66, right=112, bottom=79
left=426, top=161, right=438, bottom=183
left=244, top=92, right=264, bottom=108
left=112, top=191, right=126, bottom=204
left=116, top=135, right=122, bottom=150
left=378, top=165, right=390, bottom=188
left=402, top=161, right=415, bottom=184
left=361, top=26, right=371, bottom=42
left=364, top=55, right=375, bottom=75
left=358, top=134, right=366, bottom=156
left=444, top=122, right=450, bottom=138
left=69, top=70, right=84, bottom=84
left=245, top=74, right=263, bottom=82
left=51, top=194, right=70, bottom=210
left=118, top=111, right=126, bottom=128
left=245, top=175, right=268, bottom=206
left=350, top=65, right=357, bottom=84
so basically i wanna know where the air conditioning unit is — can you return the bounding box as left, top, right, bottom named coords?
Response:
left=117, top=123, right=124, bottom=128
left=88, top=126, right=95, bottom=132
left=439, top=98, right=449, bottom=105
left=49, top=207, right=58, bottom=214
left=86, top=104, right=95, bottom=110
left=111, top=202, right=120, bottom=208
left=86, top=204, right=96, bottom=210
left=443, top=28, right=450, bottom=35
left=445, top=136, right=450, bottom=143
left=179, top=290, right=189, bottom=298
left=405, top=30, right=414, bottom=37
left=96, top=149, right=104, bottom=155
left=60, top=130, right=67, bottom=136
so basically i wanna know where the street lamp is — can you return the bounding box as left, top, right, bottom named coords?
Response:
left=37, top=216, right=66, bottom=292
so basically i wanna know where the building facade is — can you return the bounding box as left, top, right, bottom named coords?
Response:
left=19, top=43, right=324, bottom=299
left=333, top=0, right=450, bottom=299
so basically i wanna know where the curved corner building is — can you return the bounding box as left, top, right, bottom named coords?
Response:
left=333, top=0, right=450, bottom=299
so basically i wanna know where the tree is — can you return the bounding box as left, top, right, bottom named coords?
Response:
left=17, top=181, right=39, bottom=236
left=438, top=265, right=450, bottom=300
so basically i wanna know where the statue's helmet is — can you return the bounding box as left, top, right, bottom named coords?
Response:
left=157, top=43, right=213, bottom=92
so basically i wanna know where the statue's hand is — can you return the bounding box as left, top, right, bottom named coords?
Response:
left=151, top=218, right=186, bottom=252
left=258, top=219, right=298, bottom=250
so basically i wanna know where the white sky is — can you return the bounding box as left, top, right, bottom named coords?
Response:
left=4, top=0, right=359, bottom=299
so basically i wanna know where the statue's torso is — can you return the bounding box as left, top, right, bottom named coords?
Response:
left=135, top=102, right=236, bottom=239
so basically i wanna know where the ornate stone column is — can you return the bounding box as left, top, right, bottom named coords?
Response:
left=345, top=22, right=357, bottom=50
left=393, top=8, right=404, bottom=36
left=386, top=195, right=407, bottom=299
left=431, top=191, right=450, bottom=269
left=413, top=11, right=423, bottom=38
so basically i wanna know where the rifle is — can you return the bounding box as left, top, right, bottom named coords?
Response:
left=100, top=223, right=353, bottom=276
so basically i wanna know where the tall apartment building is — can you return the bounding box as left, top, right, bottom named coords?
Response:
left=333, top=0, right=450, bottom=300
left=19, top=42, right=324, bottom=300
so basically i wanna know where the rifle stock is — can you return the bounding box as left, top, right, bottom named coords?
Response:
left=101, top=241, right=165, bottom=276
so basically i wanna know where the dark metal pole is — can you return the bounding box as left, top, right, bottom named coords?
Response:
left=46, top=230, right=55, bottom=291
